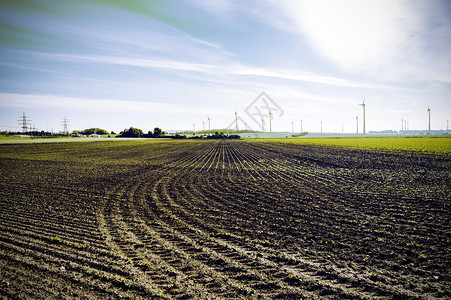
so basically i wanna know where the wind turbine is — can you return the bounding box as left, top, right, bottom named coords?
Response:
left=359, top=98, right=366, bottom=134
left=427, top=106, right=431, bottom=131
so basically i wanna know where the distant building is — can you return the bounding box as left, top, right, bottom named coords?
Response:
left=88, top=133, right=102, bottom=137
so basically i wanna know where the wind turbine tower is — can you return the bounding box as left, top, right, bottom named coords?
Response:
left=356, top=116, right=358, bottom=134
left=359, top=98, right=366, bottom=134
left=269, top=111, right=272, bottom=132
left=207, top=115, right=211, bottom=131
left=427, top=106, right=431, bottom=131
left=300, top=120, right=303, bottom=133
left=234, top=111, right=238, bottom=131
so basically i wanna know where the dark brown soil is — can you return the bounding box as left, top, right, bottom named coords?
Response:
left=0, top=140, right=449, bottom=299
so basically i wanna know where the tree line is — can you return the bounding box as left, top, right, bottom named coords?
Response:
left=1, top=127, right=241, bottom=140
left=117, top=127, right=164, bottom=138
left=117, top=127, right=240, bottom=139
left=74, top=128, right=109, bottom=135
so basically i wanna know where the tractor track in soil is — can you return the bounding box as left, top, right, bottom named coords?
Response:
left=0, top=140, right=449, bottom=299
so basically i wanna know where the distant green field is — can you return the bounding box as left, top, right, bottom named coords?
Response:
left=250, top=136, right=451, bottom=154
left=1, top=134, right=450, bottom=154
left=0, top=135, right=26, bottom=140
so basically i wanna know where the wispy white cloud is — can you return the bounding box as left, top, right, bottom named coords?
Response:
left=246, top=0, right=451, bottom=83
left=67, top=54, right=219, bottom=73
left=230, top=65, right=393, bottom=89
left=278, top=1, right=407, bottom=70
left=0, top=92, right=225, bottom=115
left=187, top=0, right=234, bottom=18
left=23, top=50, right=392, bottom=90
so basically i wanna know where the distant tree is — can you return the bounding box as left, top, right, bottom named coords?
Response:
left=153, top=127, right=163, bottom=137
left=143, top=130, right=153, bottom=138
left=206, top=132, right=225, bottom=139
left=80, top=128, right=108, bottom=135
left=171, top=134, right=186, bottom=139
left=206, top=132, right=240, bottom=139
left=110, top=131, right=116, bottom=135
left=118, top=127, right=143, bottom=138
left=97, top=128, right=108, bottom=135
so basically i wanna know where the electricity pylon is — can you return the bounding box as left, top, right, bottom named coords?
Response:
left=18, top=112, right=31, bottom=133
left=62, top=117, right=69, bottom=135
left=359, top=98, right=366, bottom=134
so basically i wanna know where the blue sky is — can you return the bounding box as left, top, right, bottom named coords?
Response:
left=1, top=0, right=450, bottom=133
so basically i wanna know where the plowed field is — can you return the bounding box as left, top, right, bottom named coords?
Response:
left=0, top=140, right=449, bottom=299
